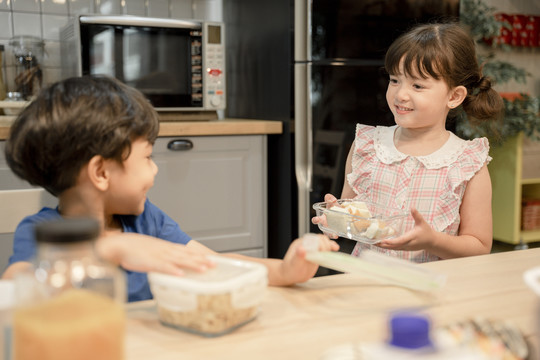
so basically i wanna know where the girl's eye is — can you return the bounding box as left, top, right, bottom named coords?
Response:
left=413, top=83, right=424, bottom=90
left=389, top=78, right=398, bottom=84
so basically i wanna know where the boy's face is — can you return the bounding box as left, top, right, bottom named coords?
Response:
left=105, top=138, right=158, bottom=216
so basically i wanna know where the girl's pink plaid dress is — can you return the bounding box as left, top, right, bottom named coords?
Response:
left=348, top=124, right=491, bottom=262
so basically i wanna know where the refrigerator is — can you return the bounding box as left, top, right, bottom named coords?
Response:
left=224, top=0, right=460, bottom=258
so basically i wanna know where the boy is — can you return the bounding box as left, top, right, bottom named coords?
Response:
left=2, top=76, right=338, bottom=301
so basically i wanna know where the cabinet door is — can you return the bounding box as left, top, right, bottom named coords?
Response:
left=148, top=135, right=267, bottom=256
left=0, top=141, right=57, bottom=271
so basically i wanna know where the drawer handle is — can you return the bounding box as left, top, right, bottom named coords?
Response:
left=167, top=139, right=193, bottom=151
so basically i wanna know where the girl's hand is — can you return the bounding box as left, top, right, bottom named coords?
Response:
left=377, top=208, right=435, bottom=251
left=278, top=234, right=339, bottom=285
left=311, top=193, right=340, bottom=239
left=96, top=233, right=216, bottom=276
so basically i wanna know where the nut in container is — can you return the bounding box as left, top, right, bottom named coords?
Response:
left=313, top=199, right=408, bottom=244
left=148, top=255, right=268, bottom=337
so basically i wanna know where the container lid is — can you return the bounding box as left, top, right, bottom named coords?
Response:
left=34, top=218, right=100, bottom=243
left=388, top=313, right=434, bottom=349
left=148, top=255, right=268, bottom=294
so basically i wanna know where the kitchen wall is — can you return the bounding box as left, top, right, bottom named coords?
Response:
left=477, top=0, right=540, bottom=96
left=0, top=0, right=223, bottom=93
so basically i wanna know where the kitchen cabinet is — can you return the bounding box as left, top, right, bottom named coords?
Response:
left=0, top=141, right=57, bottom=272
left=148, top=135, right=268, bottom=257
left=490, top=133, right=540, bottom=247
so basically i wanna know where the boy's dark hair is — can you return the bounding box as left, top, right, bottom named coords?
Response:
left=5, top=75, right=160, bottom=196
left=385, top=22, right=504, bottom=125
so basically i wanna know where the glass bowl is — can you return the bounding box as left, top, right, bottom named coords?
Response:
left=312, top=199, right=408, bottom=244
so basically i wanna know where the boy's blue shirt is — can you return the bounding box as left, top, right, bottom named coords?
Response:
left=8, top=199, right=191, bottom=302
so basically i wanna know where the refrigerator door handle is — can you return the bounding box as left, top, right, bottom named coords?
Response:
left=294, top=0, right=313, bottom=236
left=294, top=62, right=312, bottom=236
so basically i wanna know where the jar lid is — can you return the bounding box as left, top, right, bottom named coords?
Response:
left=9, top=35, right=45, bottom=47
left=388, top=313, right=434, bottom=349
left=35, top=218, right=100, bottom=243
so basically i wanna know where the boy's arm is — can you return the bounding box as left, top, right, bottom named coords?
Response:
left=187, top=234, right=339, bottom=286
left=2, top=261, right=32, bottom=279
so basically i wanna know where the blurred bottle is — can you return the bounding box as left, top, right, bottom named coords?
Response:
left=12, top=218, right=126, bottom=360
left=321, top=313, right=504, bottom=360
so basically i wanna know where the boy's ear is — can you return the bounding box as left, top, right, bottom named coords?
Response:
left=87, top=155, right=110, bottom=191
left=448, top=85, right=467, bottom=109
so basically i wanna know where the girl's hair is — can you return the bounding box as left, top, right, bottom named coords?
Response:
left=5, top=75, right=160, bottom=196
left=384, top=22, right=503, bottom=124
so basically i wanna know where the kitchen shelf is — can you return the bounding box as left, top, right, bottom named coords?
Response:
left=490, top=132, right=540, bottom=245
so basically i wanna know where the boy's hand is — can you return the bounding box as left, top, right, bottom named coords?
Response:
left=97, top=233, right=215, bottom=276
left=278, top=234, right=339, bottom=285
left=311, top=193, right=340, bottom=239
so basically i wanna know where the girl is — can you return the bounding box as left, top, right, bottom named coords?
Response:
left=314, top=22, right=503, bottom=262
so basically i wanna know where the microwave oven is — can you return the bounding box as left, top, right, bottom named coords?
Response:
left=60, top=15, right=226, bottom=111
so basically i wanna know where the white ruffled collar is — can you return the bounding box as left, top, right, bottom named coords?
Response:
left=374, top=125, right=468, bottom=169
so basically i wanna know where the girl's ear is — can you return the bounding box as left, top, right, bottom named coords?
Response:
left=87, top=155, right=110, bottom=191
left=448, top=85, right=467, bottom=109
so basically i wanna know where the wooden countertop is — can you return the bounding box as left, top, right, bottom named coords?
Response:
left=0, top=118, right=283, bottom=140
left=125, top=248, right=540, bottom=360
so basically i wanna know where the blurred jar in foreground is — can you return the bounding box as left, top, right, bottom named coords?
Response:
left=8, top=36, right=45, bottom=100
left=12, top=218, right=126, bottom=360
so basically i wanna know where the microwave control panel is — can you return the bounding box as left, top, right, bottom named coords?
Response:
left=203, top=23, right=226, bottom=110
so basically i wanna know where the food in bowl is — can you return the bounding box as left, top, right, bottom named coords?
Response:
left=148, top=255, right=267, bottom=337
left=312, top=199, right=408, bottom=244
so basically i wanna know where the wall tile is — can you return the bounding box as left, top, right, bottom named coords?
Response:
left=42, top=14, right=69, bottom=41
left=170, top=0, right=192, bottom=19
left=0, top=12, right=13, bottom=40
left=69, top=0, right=94, bottom=15
left=193, top=0, right=221, bottom=22
left=12, top=0, right=40, bottom=13
left=96, top=0, right=121, bottom=15
left=42, top=40, right=61, bottom=67
left=122, top=0, right=145, bottom=16
left=41, top=0, right=69, bottom=15
left=13, top=13, right=41, bottom=37
left=0, top=0, right=11, bottom=11
left=147, top=0, right=169, bottom=18
left=43, top=67, right=62, bottom=87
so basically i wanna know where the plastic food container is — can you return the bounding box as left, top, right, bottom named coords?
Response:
left=148, top=255, right=268, bottom=337
left=313, top=199, right=408, bottom=244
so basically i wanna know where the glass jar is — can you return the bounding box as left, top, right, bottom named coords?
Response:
left=12, top=218, right=126, bottom=360
left=8, top=36, right=45, bottom=100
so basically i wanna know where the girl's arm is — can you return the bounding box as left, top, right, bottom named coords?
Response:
left=378, top=164, right=493, bottom=259
left=341, top=144, right=356, bottom=199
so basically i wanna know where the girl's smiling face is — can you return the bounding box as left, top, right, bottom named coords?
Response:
left=105, top=137, right=158, bottom=216
left=386, top=59, right=455, bottom=132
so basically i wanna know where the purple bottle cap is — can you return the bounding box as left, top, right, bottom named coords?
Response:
left=389, top=313, right=434, bottom=349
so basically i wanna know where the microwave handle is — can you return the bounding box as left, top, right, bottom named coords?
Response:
left=167, top=139, right=193, bottom=151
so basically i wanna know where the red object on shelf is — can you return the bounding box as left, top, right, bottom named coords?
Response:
left=512, top=14, right=528, bottom=47
left=522, top=199, right=540, bottom=230
left=495, top=13, right=513, bottom=45
left=499, top=92, right=523, bottom=101
left=526, top=15, right=540, bottom=47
